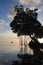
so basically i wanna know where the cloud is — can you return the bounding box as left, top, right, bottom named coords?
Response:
left=18, top=0, right=43, bottom=13
left=38, top=7, right=43, bottom=12
left=0, top=19, right=5, bottom=24
left=7, top=12, right=16, bottom=19
left=0, top=19, right=9, bottom=30
left=0, top=19, right=5, bottom=29
left=18, top=0, right=43, bottom=12
left=7, top=6, right=16, bottom=19
left=19, top=0, right=41, bottom=5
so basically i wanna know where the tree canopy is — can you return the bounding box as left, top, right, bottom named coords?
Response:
left=10, top=5, right=43, bottom=38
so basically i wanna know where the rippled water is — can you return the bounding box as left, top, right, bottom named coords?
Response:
left=0, top=52, right=19, bottom=65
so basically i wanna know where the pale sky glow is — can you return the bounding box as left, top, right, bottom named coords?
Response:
left=0, top=0, right=43, bottom=53
left=19, top=0, right=41, bottom=5
left=0, top=30, right=20, bottom=52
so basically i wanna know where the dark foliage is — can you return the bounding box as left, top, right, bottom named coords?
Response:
left=10, top=5, right=43, bottom=38
left=10, top=5, right=43, bottom=65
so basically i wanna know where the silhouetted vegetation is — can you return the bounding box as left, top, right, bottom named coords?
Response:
left=10, top=5, right=43, bottom=65
left=10, top=5, right=43, bottom=38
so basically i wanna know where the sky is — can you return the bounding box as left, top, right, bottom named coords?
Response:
left=0, top=0, right=43, bottom=53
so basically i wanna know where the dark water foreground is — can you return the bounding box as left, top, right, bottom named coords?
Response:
left=0, top=51, right=43, bottom=65
left=0, top=52, right=19, bottom=65
left=12, top=53, right=43, bottom=65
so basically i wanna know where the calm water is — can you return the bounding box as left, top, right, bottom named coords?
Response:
left=0, top=52, right=43, bottom=65
left=0, top=52, right=19, bottom=65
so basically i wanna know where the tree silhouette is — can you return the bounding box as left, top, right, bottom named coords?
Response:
left=10, top=5, right=43, bottom=65
left=10, top=5, right=43, bottom=38
left=10, top=5, right=43, bottom=54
